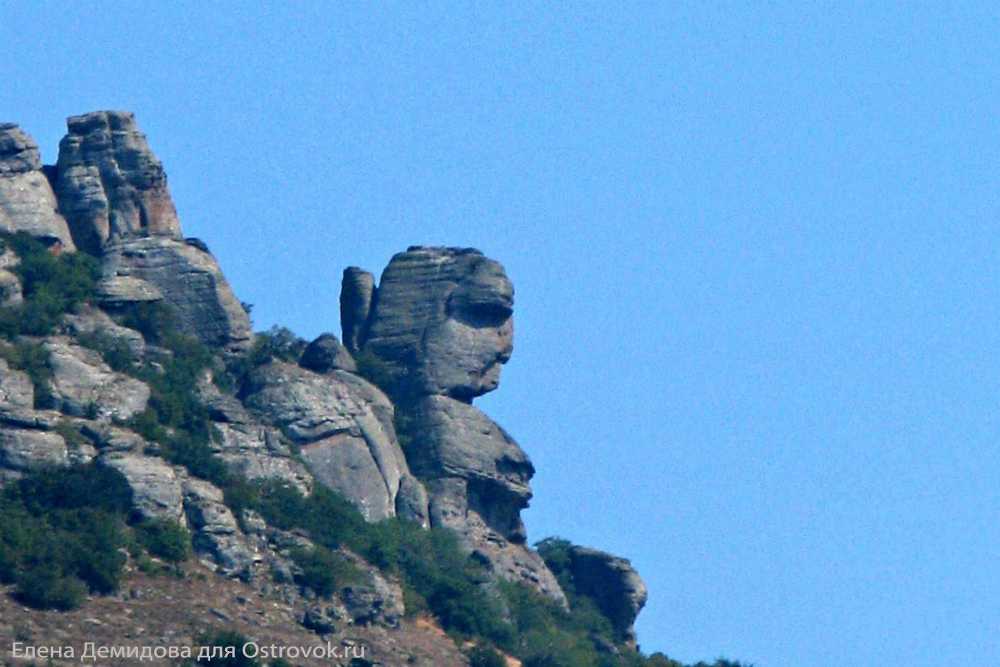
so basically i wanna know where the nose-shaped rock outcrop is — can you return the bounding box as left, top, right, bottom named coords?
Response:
left=55, top=111, right=181, bottom=254
left=0, top=123, right=76, bottom=249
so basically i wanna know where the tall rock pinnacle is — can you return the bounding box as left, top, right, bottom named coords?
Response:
left=55, top=111, right=181, bottom=255
left=344, top=247, right=567, bottom=604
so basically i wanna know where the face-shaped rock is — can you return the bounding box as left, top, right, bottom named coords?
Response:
left=357, top=246, right=514, bottom=401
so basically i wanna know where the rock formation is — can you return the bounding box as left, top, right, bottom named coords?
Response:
left=344, top=246, right=566, bottom=604
left=242, top=361, right=426, bottom=523
left=0, top=123, right=76, bottom=249
left=54, top=111, right=181, bottom=254
left=98, top=236, right=252, bottom=350
left=563, top=545, right=649, bottom=648
left=353, top=246, right=514, bottom=400
left=0, top=110, right=652, bottom=660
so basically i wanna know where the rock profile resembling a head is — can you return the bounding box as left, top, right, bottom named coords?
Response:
left=346, top=246, right=515, bottom=402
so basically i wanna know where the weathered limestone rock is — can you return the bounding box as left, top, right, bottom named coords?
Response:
left=194, top=374, right=314, bottom=493
left=99, top=236, right=251, bottom=350
left=0, top=427, right=67, bottom=471
left=402, top=396, right=565, bottom=604
left=44, top=338, right=149, bottom=421
left=242, top=362, right=425, bottom=522
left=100, top=453, right=184, bottom=522
left=63, top=304, right=146, bottom=358
left=183, top=476, right=258, bottom=577
left=358, top=247, right=514, bottom=400
left=408, top=395, right=532, bottom=542
left=300, top=333, right=357, bottom=374
left=340, top=267, right=375, bottom=354
left=563, top=546, right=648, bottom=648
left=0, top=359, right=34, bottom=410
left=0, top=123, right=76, bottom=249
left=395, top=474, right=430, bottom=528
left=54, top=111, right=180, bottom=254
left=0, top=246, right=23, bottom=307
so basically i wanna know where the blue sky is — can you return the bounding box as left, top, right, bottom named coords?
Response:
left=3, top=3, right=999, bottom=664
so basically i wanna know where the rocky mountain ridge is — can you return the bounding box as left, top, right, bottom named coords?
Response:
left=0, top=112, right=658, bottom=666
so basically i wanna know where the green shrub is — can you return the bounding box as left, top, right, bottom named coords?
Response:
left=216, top=325, right=307, bottom=393
left=15, top=563, right=86, bottom=610
left=114, top=302, right=230, bottom=486
left=469, top=644, right=507, bottom=667
left=53, top=420, right=89, bottom=449
left=290, top=546, right=362, bottom=597
left=0, top=232, right=101, bottom=337
left=226, top=479, right=512, bottom=646
left=136, top=518, right=191, bottom=563
left=117, top=301, right=179, bottom=346
left=0, top=465, right=132, bottom=609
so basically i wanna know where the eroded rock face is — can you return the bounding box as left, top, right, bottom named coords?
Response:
left=340, top=267, right=375, bottom=354
left=63, top=304, right=146, bottom=359
left=0, top=427, right=67, bottom=471
left=183, top=476, right=259, bottom=578
left=357, top=247, right=514, bottom=400
left=43, top=338, right=150, bottom=421
left=54, top=111, right=180, bottom=254
left=0, top=359, right=34, bottom=410
left=99, top=237, right=251, bottom=350
left=409, top=395, right=532, bottom=542
left=100, top=453, right=184, bottom=522
left=565, top=546, right=648, bottom=648
left=0, top=247, right=22, bottom=307
left=0, top=123, right=76, bottom=249
left=242, top=362, right=426, bottom=522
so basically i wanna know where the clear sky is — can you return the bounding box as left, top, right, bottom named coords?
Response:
left=2, top=3, right=998, bottom=665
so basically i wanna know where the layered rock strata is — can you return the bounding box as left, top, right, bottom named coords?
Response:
left=0, top=123, right=76, bottom=249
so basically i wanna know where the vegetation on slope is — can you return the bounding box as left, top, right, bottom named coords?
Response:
left=0, top=237, right=748, bottom=665
left=0, top=464, right=189, bottom=610
left=0, top=232, right=101, bottom=337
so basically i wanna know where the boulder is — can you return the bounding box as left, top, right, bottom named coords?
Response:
left=564, top=546, right=648, bottom=648
left=242, top=362, right=424, bottom=522
left=43, top=338, right=149, bottom=421
left=0, top=359, right=34, bottom=410
left=339, top=551, right=405, bottom=628
left=183, top=476, right=258, bottom=577
left=340, top=267, right=375, bottom=354
left=299, top=333, right=357, bottom=374
left=99, top=453, right=184, bottom=522
left=0, top=123, right=77, bottom=250
left=0, top=427, right=67, bottom=471
left=54, top=111, right=180, bottom=254
left=99, top=236, right=251, bottom=350
left=357, top=247, right=514, bottom=400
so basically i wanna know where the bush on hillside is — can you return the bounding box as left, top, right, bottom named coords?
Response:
left=0, top=232, right=101, bottom=337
